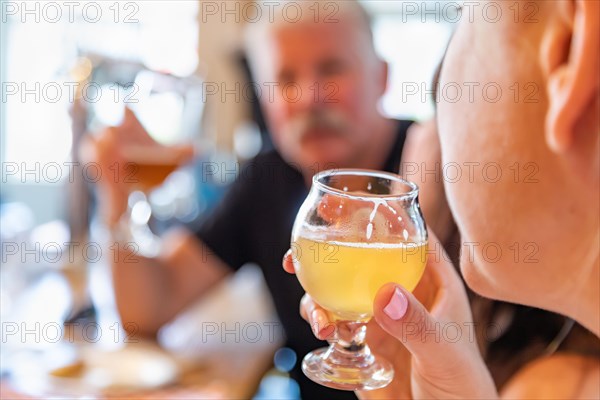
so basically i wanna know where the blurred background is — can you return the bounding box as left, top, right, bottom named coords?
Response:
left=0, top=1, right=456, bottom=398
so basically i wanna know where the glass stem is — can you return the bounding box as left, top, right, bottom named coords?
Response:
left=325, top=320, right=374, bottom=368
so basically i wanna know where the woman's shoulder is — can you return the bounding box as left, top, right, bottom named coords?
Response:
left=501, top=352, right=600, bottom=399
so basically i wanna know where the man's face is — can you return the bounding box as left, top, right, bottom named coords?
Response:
left=256, top=19, right=386, bottom=171
left=437, top=1, right=595, bottom=306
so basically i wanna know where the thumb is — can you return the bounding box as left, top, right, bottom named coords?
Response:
left=373, top=283, right=498, bottom=399
left=373, top=283, right=448, bottom=367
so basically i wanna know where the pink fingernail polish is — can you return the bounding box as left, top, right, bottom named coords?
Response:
left=383, top=288, right=408, bottom=320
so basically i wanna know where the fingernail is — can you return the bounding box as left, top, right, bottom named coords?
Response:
left=383, top=287, right=408, bottom=320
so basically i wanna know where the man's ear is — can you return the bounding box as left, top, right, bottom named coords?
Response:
left=544, top=0, right=599, bottom=153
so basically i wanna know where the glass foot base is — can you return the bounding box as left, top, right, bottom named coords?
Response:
left=302, top=347, right=394, bottom=391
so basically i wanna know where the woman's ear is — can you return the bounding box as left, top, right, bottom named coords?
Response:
left=544, top=0, right=599, bottom=153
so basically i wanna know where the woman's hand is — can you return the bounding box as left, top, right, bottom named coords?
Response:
left=283, top=232, right=498, bottom=399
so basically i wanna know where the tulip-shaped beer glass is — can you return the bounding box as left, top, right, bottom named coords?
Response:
left=291, top=169, right=428, bottom=390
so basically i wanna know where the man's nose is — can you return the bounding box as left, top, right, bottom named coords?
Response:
left=286, top=76, right=326, bottom=113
